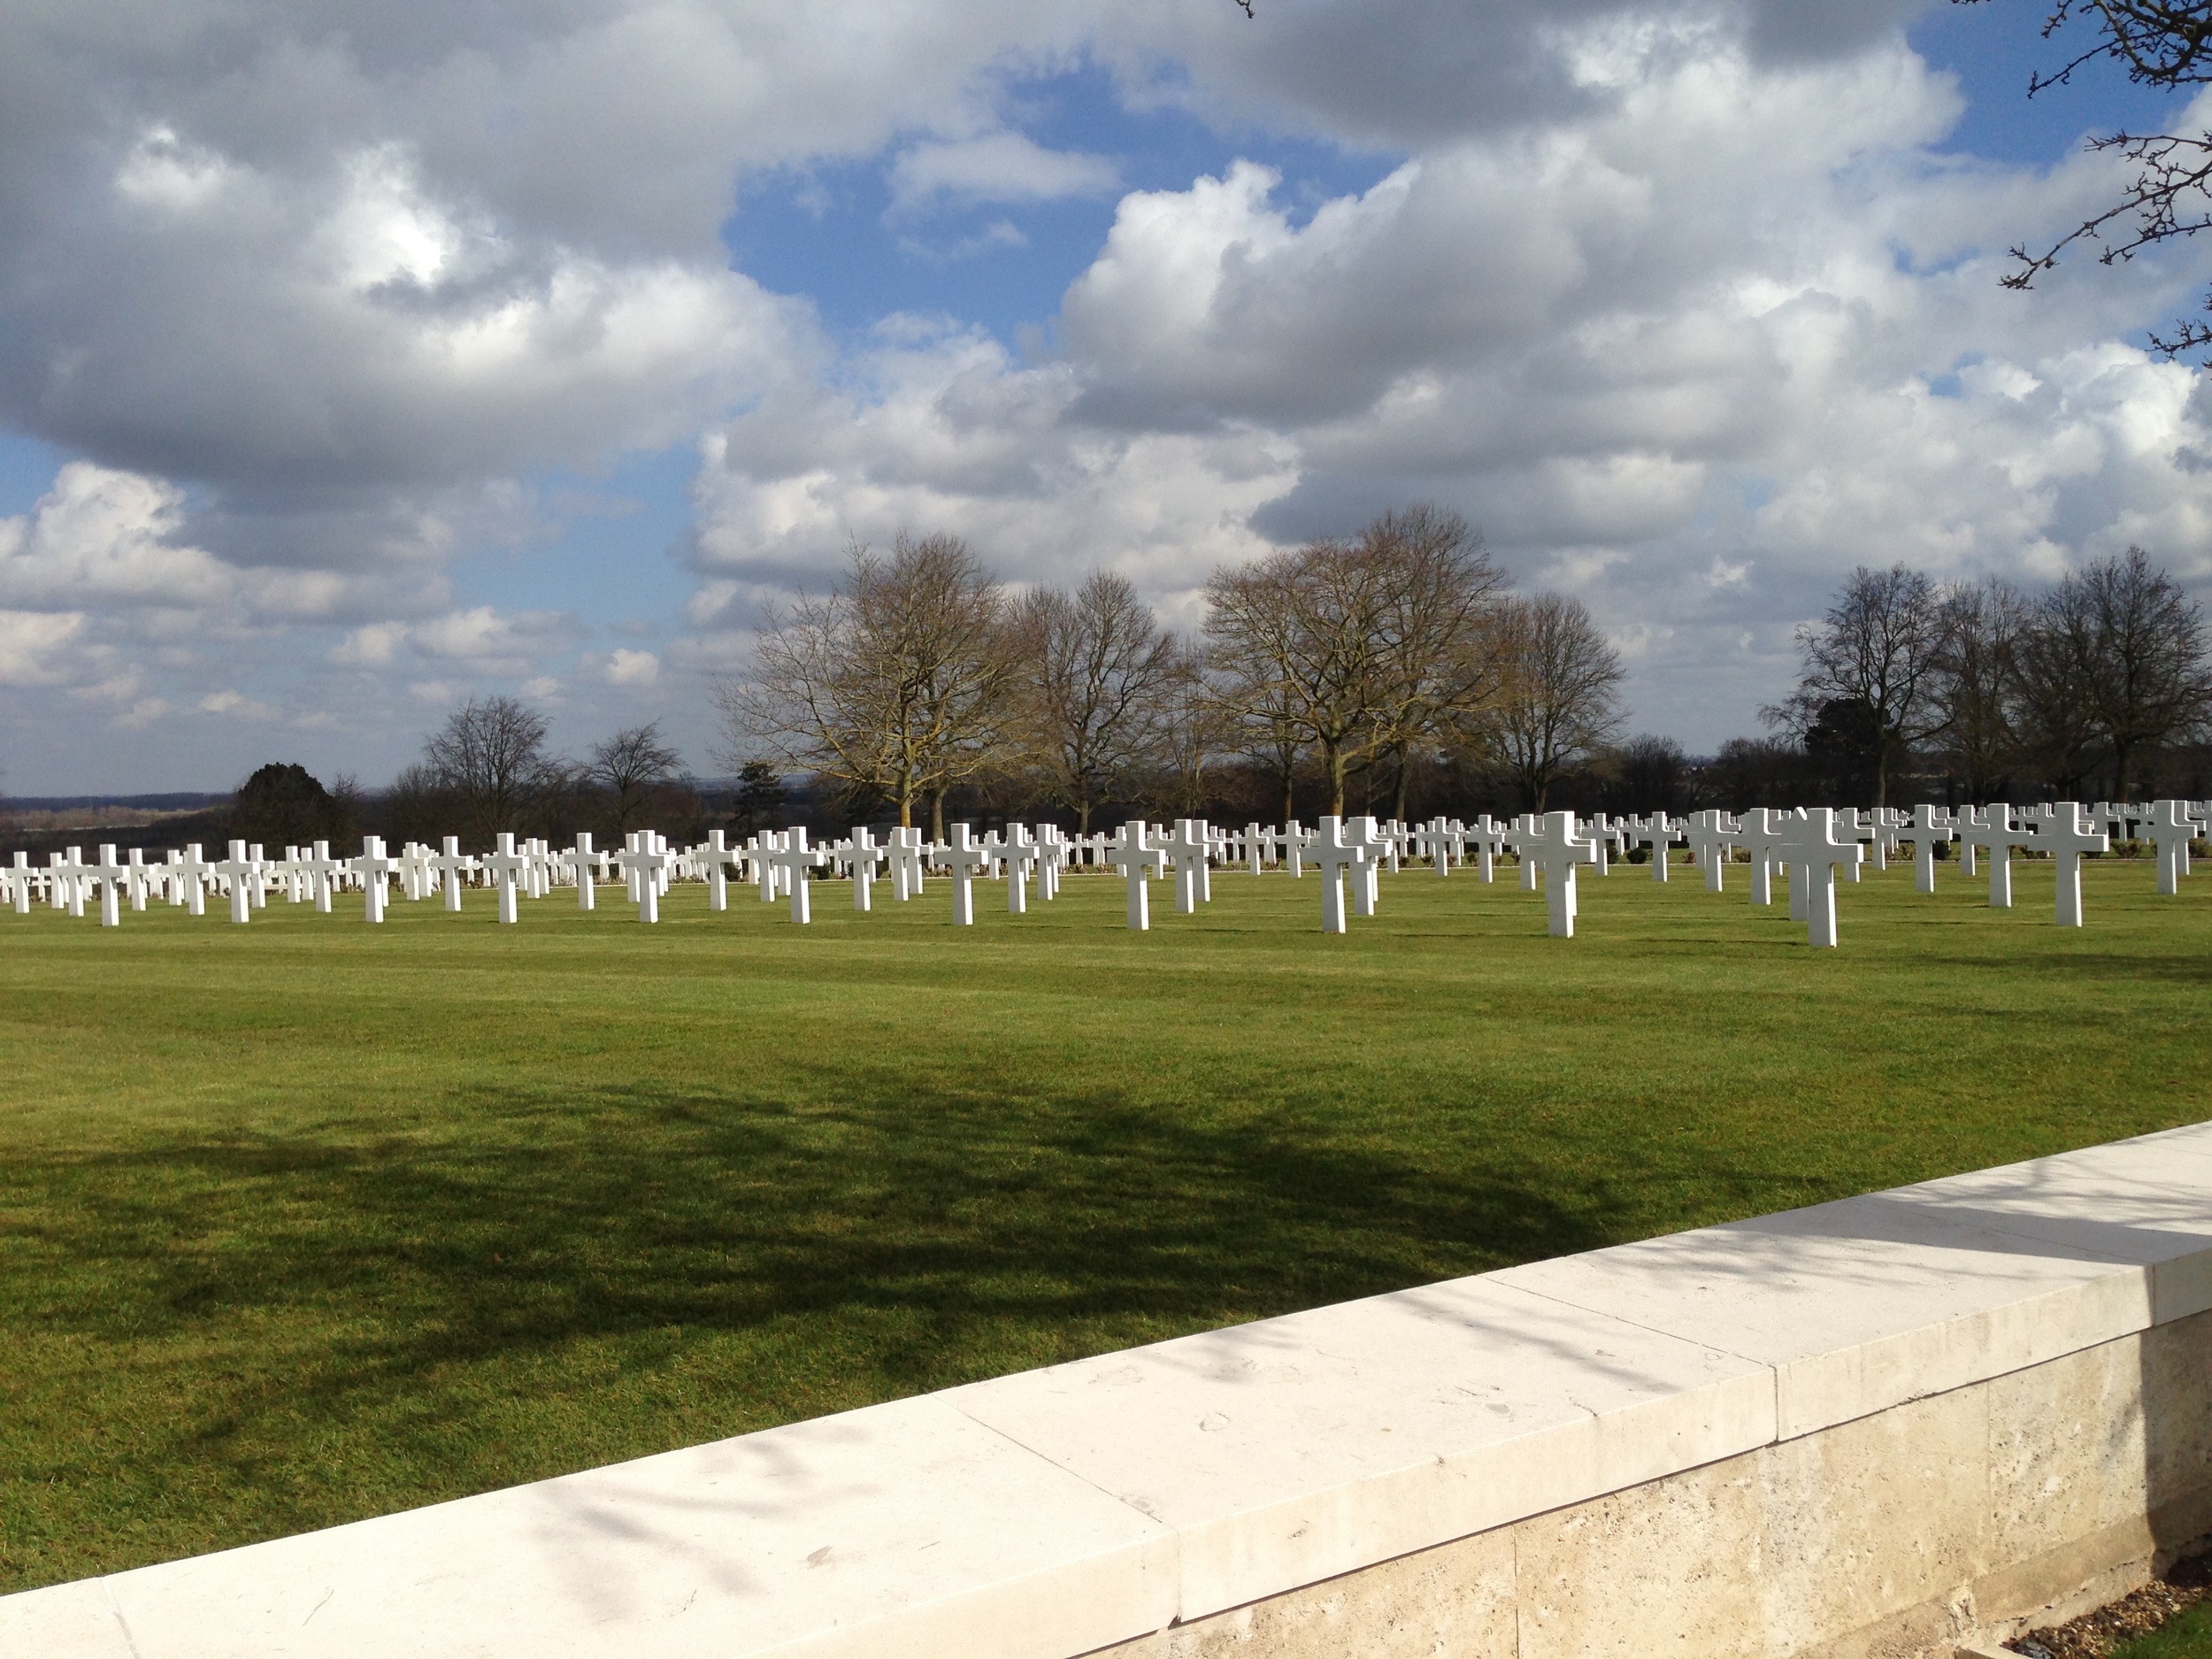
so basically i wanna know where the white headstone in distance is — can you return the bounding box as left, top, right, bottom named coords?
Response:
left=173, top=843, right=211, bottom=918
left=1631, top=813, right=1681, bottom=882
left=484, top=833, right=528, bottom=925
left=1107, top=818, right=1167, bottom=931
left=214, top=841, right=256, bottom=925
left=766, top=826, right=822, bottom=924
left=1348, top=815, right=1387, bottom=918
left=618, top=833, right=670, bottom=923
left=1002, top=824, right=1041, bottom=914
left=1306, top=815, right=1366, bottom=934
left=1467, top=816, right=1506, bottom=884
left=1036, top=824, right=1064, bottom=901
left=429, top=838, right=470, bottom=913
left=353, top=838, right=396, bottom=923
left=301, top=841, right=341, bottom=913
left=888, top=826, right=927, bottom=901
left=941, top=824, right=989, bottom=926
left=1737, top=809, right=1788, bottom=908
left=1684, top=810, right=1738, bottom=893
left=1894, top=804, right=1949, bottom=895
left=1165, top=819, right=1210, bottom=915
left=91, top=844, right=127, bottom=927
left=703, top=830, right=736, bottom=912
left=572, top=833, right=597, bottom=911
left=2032, top=802, right=2108, bottom=927
left=1957, top=803, right=2035, bottom=909
left=847, top=826, right=883, bottom=911
left=1517, top=810, right=1597, bottom=938
left=1781, top=808, right=1862, bottom=948
left=2146, top=799, right=2201, bottom=895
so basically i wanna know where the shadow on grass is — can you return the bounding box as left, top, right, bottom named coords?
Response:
left=3, top=1080, right=1642, bottom=1444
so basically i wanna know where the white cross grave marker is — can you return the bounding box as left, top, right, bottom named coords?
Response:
left=1901, top=804, right=1955, bottom=895
left=702, top=830, right=737, bottom=911
left=173, top=843, right=211, bottom=917
left=1107, top=818, right=1167, bottom=930
left=1780, top=807, right=1862, bottom=948
left=1165, top=819, right=1210, bottom=914
left=430, top=838, right=471, bottom=913
left=1684, top=810, right=1739, bottom=893
left=572, top=833, right=597, bottom=911
left=483, top=833, right=529, bottom=924
left=1630, top=814, right=1681, bottom=881
left=300, top=841, right=342, bottom=913
left=2147, top=799, right=2202, bottom=895
left=764, top=826, right=823, bottom=924
left=616, top=833, right=670, bottom=923
left=352, top=838, right=396, bottom=923
left=889, top=826, right=927, bottom=901
left=1002, top=824, right=1041, bottom=914
left=91, top=844, right=127, bottom=927
left=847, top=826, right=883, bottom=911
left=1514, top=811, right=1597, bottom=937
left=1306, top=815, right=1368, bottom=935
left=2031, top=802, right=2108, bottom=927
left=941, top=824, right=990, bottom=926
left=214, top=841, right=257, bottom=925
left=1957, top=804, right=2035, bottom=909
left=1036, top=825, right=1065, bottom=901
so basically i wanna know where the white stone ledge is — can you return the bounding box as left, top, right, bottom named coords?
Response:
left=7, top=1123, right=2212, bottom=1658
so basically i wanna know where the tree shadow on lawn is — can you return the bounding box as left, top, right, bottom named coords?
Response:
left=6, top=1079, right=1677, bottom=1440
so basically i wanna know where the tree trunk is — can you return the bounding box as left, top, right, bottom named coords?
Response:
left=1325, top=742, right=1347, bottom=816
left=1390, top=744, right=1410, bottom=823
left=930, top=792, right=945, bottom=841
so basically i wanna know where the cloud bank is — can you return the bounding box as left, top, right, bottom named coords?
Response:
left=2, top=0, right=2208, bottom=788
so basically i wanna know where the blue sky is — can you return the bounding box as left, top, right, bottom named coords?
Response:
left=3, top=1, right=2210, bottom=795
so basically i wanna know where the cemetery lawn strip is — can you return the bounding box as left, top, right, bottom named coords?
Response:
left=2, top=860, right=2208, bottom=1590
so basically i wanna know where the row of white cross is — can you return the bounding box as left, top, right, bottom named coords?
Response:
left=5, top=799, right=2204, bottom=947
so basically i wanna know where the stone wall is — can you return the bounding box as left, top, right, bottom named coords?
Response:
left=6, top=1123, right=2211, bottom=1659
left=1098, top=1313, right=2212, bottom=1657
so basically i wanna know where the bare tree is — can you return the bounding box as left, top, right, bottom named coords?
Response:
left=1933, top=575, right=2031, bottom=800
left=1205, top=507, right=1502, bottom=816
left=1966, top=0, right=2212, bottom=353
left=2070, top=546, right=2211, bottom=794
left=1015, top=572, right=1179, bottom=832
left=1604, top=734, right=1690, bottom=817
left=1206, top=540, right=1381, bottom=816
left=1485, top=592, right=1626, bottom=811
left=1766, top=565, right=1949, bottom=807
left=2012, top=576, right=2108, bottom=794
left=715, top=533, right=1020, bottom=836
left=586, top=721, right=685, bottom=839
left=421, top=695, right=563, bottom=845
left=1360, top=506, right=1507, bottom=821
left=1149, top=641, right=1233, bottom=818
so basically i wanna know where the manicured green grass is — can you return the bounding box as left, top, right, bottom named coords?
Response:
left=2116, top=1598, right=2212, bottom=1656
left=1, top=857, right=2208, bottom=1592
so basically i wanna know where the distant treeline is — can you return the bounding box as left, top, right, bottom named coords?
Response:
left=6, top=521, right=2207, bottom=857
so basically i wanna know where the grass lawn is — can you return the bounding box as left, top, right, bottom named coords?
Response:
left=2115, top=1599, right=2212, bottom=1657
left=1, top=856, right=2208, bottom=1593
